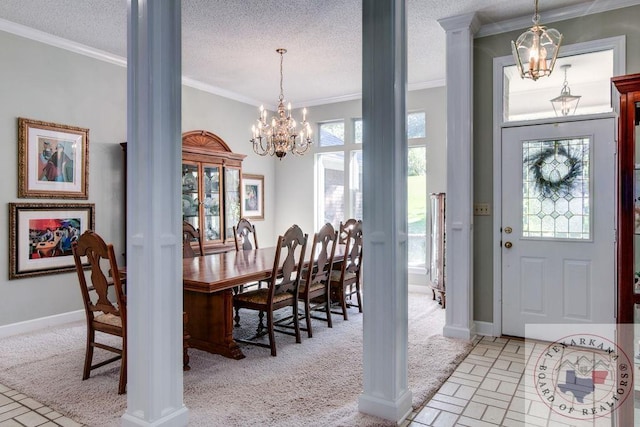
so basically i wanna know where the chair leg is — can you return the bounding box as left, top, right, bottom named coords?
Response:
left=325, top=294, right=333, bottom=328
left=83, top=328, right=94, bottom=380
left=183, top=312, right=191, bottom=371
left=267, top=311, right=276, bottom=357
left=292, top=302, right=301, bottom=344
left=257, top=311, right=265, bottom=334
left=118, top=340, right=127, bottom=395
left=234, top=306, right=241, bottom=327
left=304, top=299, right=313, bottom=338
left=340, top=288, right=348, bottom=320
left=355, top=282, right=363, bottom=313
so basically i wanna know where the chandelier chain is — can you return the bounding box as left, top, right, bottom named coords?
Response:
left=279, top=50, right=284, bottom=102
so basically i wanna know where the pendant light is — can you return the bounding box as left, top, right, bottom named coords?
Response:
left=511, top=0, right=563, bottom=81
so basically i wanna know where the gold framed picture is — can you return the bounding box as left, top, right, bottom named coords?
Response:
left=9, top=202, right=95, bottom=279
left=18, top=117, right=89, bottom=199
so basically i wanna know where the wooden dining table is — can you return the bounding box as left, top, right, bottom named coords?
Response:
left=183, top=243, right=346, bottom=360
left=183, top=247, right=279, bottom=360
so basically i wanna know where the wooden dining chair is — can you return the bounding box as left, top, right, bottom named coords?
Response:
left=183, top=221, right=205, bottom=258
left=233, top=217, right=258, bottom=251
left=298, top=223, right=338, bottom=338
left=72, top=230, right=128, bottom=394
left=330, top=220, right=363, bottom=320
left=232, top=224, right=308, bottom=356
left=338, top=218, right=360, bottom=245
left=232, top=217, right=263, bottom=306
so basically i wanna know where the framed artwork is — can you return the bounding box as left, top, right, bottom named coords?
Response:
left=241, top=174, right=264, bottom=220
left=18, top=117, right=89, bottom=199
left=9, top=203, right=95, bottom=279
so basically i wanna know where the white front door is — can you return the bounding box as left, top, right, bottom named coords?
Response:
left=501, top=118, right=615, bottom=340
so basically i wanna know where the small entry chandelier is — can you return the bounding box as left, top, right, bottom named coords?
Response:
left=550, top=64, right=581, bottom=116
left=251, top=48, right=312, bottom=159
left=511, top=0, right=563, bottom=81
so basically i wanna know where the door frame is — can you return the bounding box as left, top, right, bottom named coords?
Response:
left=490, top=37, right=624, bottom=338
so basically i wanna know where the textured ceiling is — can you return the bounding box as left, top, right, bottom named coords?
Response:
left=0, top=0, right=625, bottom=107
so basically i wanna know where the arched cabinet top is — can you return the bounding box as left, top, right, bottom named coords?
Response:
left=182, top=130, right=246, bottom=165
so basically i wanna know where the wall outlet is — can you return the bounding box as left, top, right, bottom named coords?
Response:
left=473, top=203, right=491, bottom=216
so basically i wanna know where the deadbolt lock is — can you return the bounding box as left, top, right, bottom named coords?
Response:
left=504, top=226, right=512, bottom=234
left=504, top=241, right=513, bottom=248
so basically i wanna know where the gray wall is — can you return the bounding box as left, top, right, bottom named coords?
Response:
left=473, top=5, right=640, bottom=322
left=0, top=30, right=275, bottom=327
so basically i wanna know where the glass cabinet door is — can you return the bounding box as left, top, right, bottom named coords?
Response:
left=202, top=164, right=222, bottom=243
left=224, top=167, right=241, bottom=241
left=181, top=163, right=199, bottom=229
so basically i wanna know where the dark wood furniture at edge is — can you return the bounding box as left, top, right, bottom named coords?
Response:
left=613, top=73, right=640, bottom=323
left=612, top=73, right=640, bottom=427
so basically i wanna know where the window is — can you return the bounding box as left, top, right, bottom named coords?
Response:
left=408, top=146, right=427, bottom=269
left=408, top=112, right=427, bottom=271
left=317, top=152, right=345, bottom=226
left=408, top=112, right=426, bottom=138
left=319, top=121, right=345, bottom=147
left=316, top=112, right=427, bottom=271
left=503, top=49, right=614, bottom=122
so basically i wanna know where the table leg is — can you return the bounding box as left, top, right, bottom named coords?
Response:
left=184, top=288, right=245, bottom=360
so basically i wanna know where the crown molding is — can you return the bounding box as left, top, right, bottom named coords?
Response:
left=181, top=77, right=265, bottom=107
left=477, top=0, right=640, bottom=38
left=0, top=18, right=126, bottom=67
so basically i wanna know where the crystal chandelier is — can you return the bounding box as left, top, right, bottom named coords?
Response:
left=511, top=0, right=563, bottom=81
left=251, top=48, right=312, bottom=159
left=550, top=64, right=581, bottom=116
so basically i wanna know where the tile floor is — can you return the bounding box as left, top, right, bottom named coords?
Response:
left=405, top=336, right=617, bottom=427
left=0, top=383, right=81, bottom=427
left=0, top=335, right=615, bottom=427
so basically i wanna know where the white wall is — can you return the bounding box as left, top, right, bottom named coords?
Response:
left=0, top=30, right=275, bottom=327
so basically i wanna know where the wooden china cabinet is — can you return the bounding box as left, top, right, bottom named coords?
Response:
left=181, top=130, right=245, bottom=253
left=612, top=73, right=640, bottom=426
left=122, top=130, right=245, bottom=254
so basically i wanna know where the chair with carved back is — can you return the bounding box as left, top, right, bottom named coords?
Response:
left=232, top=224, right=308, bottom=356
left=298, top=223, right=338, bottom=338
left=72, top=230, right=127, bottom=394
left=183, top=221, right=205, bottom=258
left=233, top=217, right=258, bottom=252
left=338, top=218, right=359, bottom=245
left=232, top=218, right=264, bottom=314
left=330, top=220, right=363, bottom=320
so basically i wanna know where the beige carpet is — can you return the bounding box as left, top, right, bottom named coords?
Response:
left=0, top=293, right=473, bottom=426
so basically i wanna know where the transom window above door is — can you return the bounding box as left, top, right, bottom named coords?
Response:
left=503, top=48, right=615, bottom=122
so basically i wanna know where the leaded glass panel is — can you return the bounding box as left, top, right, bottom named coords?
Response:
left=522, top=138, right=590, bottom=239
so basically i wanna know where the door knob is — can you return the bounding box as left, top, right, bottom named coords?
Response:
left=504, top=241, right=513, bottom=248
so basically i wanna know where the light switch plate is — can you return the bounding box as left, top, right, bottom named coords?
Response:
left=473, top=203, right=491, bottom=216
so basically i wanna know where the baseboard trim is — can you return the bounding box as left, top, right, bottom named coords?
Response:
left=122, top=406, right=189, bottom=427
left=408, top=284, right=430, bottom=294
left=358, top=389, right=413, bottom=424
left=443, top=324, right=474, bottom=340
left=474, top=321, right=495, bottom=336
left=0, top=310, right=84, bottom=339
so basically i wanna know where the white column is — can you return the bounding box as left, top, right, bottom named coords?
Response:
left=437, top=13, right=480, bottom=340
left=359, top=0, right=412, bottom=423
left=122, top=1, right=187, bottom=426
